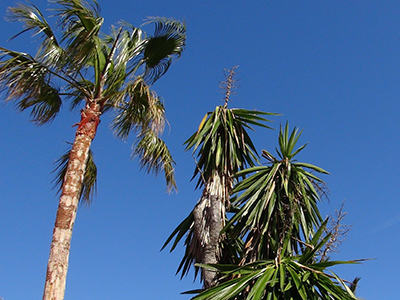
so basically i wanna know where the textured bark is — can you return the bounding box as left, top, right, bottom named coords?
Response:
left=193, top=173, right=224, bottom=289
left=42, top=105, right=100, bottom=300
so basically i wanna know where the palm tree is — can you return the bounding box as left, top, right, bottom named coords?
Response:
left=0, top=1, right=186, bottom=299
left=188, top=124, right=360, bottom=299
left=163, top=67, right=276, bottom=288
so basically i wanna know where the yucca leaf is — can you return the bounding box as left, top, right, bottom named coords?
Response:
left=161, top=212, right=193, bottom=252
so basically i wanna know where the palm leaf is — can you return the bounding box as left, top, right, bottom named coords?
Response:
left=102, top=25, right=144, bottom=94
left=52, top=0, right=104, bottom=76
left=0, top=48, right=62, bottom=125
left=110, top=78, right=165, bottom=139
left=162, top=211, right=194, bottom=253
left=142, top=17, right=186, bottom=83
left=6, top=2, right=63, bottom=67
left=132, top=129, right=176, bottom=192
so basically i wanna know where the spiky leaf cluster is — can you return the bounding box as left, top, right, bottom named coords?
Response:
left=185, top=106, right=275, bottom=190
left=189, top=222, right=359, bottom=300
left=227, top=123, right=329, bottom=263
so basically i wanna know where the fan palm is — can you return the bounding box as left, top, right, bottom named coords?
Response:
left=163, top=67, right=276, bottom=288
left=0, top=1, right=186, bottom=299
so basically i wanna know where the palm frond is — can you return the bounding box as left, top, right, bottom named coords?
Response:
left=142, top=17, right=186, bottom=83
left=52, top=0, right=104, bottom=76
left=110, top=77, right=165, bottom=139
left=52, top=143, right=97, bottom=205
left=162, top=211, right=202, bottom=279
left=132, top=129, right=176, bottom=192
left=6, top=2, right=63, bottom=67
left=101, top=25, right=144, bottom=94
left=0, top=48, right=62, bottom=125
left=53, top=0, right=102, bottom=37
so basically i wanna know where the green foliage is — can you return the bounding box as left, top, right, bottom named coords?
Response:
left=163, top=104, right=275, bottom=280
left=185, top=106, right=276, bottom=190
left=143, top=17, right=186, bottom=82
left=0, top=48, right=62, bottom=125
left=226, top=123, right=329, bottom=262
left=132, top=129, right=177, bottom=191
left=168, top=119, right=360, bottom=299
left=187, top=222, right=360, bottom=300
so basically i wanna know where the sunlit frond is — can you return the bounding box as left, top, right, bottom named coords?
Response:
left=52, top=0, right=104, bottom=75
left=0, top=48, right=62, bottom=125
left=52, top=143, right=97, bottom=205
left=110, top=77, right=165, bottom=139
left=132, top=129, right=176, bottom=192
left=105, top=24, right=145, bottom=83
left=53, top=0, right=102, bottom=35
left=6, top=2, right=63, bottom=67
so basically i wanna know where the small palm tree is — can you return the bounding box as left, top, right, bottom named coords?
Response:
left=163, top=67, right=276, bottom=288
left=0, top=1, right=186, bottom=299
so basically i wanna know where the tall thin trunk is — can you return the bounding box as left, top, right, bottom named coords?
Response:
left=193, top=173, right=224, bottom=289
left=42, top=105, right=100, bottom=300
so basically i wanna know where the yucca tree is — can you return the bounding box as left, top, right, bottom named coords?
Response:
left=163, top=67, right=276, bottom=288
left=227, top=123, right=328, bottom=265
left=187, top=123, right=359, bottom=299
left=0, top=1, right=186, bottom=299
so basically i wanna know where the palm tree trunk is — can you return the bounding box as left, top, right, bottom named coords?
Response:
left=42, top=105, right=100, bottom=300
left=193, top=173, right=224, bottom=289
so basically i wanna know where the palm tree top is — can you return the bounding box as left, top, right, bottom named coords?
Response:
left=1, top=0, right=186, bottom=113
left=0, top=0, right=186, bottom=191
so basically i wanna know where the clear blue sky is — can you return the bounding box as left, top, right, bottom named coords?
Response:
left=1, top=1, right=399, bottom=299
